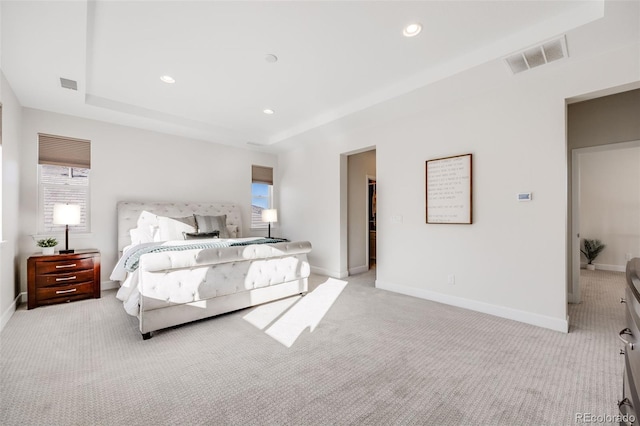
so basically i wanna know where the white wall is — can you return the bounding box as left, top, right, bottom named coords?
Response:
left=279, top=35, right=639, bottom=331
left=17, top=108, right=277, bottom=295
left=579, top=145, right=640, bottom=270
left=1, top=70, right=23, bottom=330
left=279, top=138, right=342, bottom=277
left=348, top=149, right=376, bottom=274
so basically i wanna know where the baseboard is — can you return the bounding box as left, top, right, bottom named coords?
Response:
left=101, top=280, right=119, bottom=291
left=594, top=263, right=625, bottom=273
left=310, top=265, right=348, bottom=279
left=348, top=265, right=369, bottom=276
left=0, top=293, right=23, bottom=333
left=581, top=262, right=625, bottom=272
left=376, top=280, right=569, bottom=333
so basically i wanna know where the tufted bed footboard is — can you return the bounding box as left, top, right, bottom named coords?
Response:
left=137, top=241, right=311, bottom=338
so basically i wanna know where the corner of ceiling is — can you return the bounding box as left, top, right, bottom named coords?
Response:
left=266, top=0, right=606, bottom=148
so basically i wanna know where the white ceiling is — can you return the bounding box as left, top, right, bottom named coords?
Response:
left=0, top=0, right=624, bottom=151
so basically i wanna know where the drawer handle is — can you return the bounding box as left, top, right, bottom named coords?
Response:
left=55, top=276, right=77, bottom=282
left=619, top=328, right=635, bottom=350
left=56, top=264, right=77, bottom=269
left=55, top=288, right=77, bottom=294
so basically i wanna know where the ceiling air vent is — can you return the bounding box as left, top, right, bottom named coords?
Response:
left=60, top=77, right=78, bottom=91
left=504, top=35, right=568, bottom=75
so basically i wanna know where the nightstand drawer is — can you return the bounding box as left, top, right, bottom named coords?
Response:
left=36, top=257, right=94, bottom=275
left=36, top=282, right=94, bottom=305
left=35, top=269, right=95, bottom=287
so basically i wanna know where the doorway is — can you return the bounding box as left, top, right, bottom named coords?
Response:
left=346, top=149, right=377, bottom=276
left=571, top=140, right=640, bottom=303
left=567, top=87, right=640, bottom=306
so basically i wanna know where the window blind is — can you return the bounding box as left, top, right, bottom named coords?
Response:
left=251, top=165, right=273, bottom=185
left=38, top=133, right=91, bottom=168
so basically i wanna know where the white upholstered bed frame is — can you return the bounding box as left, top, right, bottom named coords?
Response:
left=116, top=201, right=311, bottom=339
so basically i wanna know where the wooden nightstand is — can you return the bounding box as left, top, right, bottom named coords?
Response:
left=27, top=249, right=101, bottom=309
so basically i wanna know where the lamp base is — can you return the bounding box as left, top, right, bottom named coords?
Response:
left=59, top=249, right=75, bottom=254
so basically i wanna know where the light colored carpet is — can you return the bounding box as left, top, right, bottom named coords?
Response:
left=0, top=268, right=626, bottom=425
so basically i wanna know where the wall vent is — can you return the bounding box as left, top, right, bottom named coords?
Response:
left=504, top=35, right=568, bottom=75
left=60, top=78, right=78, bottom=90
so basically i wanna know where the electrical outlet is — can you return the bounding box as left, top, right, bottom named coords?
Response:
left=447, top=274, right=455, bottom=285
left=627, top=253, right=633, bottom=261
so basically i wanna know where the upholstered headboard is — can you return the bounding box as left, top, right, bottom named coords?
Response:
left=117, top=201, right=243, bottom=253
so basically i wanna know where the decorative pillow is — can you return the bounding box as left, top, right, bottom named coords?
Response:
left=157, top=215, right=197, bottom=241
left=183, top=231, right=220, bottom=240
left=195, top=214, right=229, bottom=238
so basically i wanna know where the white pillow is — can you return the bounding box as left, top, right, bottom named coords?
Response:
left=157, top=216, right=197, bottom=241
left=129, top=225, right=160, bottom=245
left=150, top=225, right=161, bottom=242
left=129, top=228, right=145, bottom=245
left=134, top=211, right=160, bottom=243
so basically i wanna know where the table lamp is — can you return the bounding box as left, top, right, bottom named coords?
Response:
left=261, top=209, right=278, bottom=239
left=53, top=203, right=81, bottom=254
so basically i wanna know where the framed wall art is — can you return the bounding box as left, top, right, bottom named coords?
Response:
left=426, top=153, right=472, bottom=224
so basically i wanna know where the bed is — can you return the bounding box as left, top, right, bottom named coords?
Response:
left=111, top=201, right=312, bottom=339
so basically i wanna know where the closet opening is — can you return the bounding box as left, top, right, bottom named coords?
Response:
left=368, top=178, right=376, bottom=268
left=346, top=148, right=376, bottom=276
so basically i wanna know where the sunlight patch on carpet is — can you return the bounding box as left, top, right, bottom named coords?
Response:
left=243, top=278, right=348, bottom=347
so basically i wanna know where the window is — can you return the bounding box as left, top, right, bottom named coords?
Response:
left=38, top=134, right=91, bottom=233
left=251, top=165, right=273, bottom=229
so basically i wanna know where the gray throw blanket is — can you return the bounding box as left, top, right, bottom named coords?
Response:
left=124, top=238, right=288, bottom=272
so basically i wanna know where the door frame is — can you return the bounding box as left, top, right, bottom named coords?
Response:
left=570, top=139, right=640, bottom=303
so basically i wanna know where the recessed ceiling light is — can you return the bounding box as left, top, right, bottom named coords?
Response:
left=263, top=109, right=275, bottom=115
left=403, top=23, right=422, bottom=37
left=264, top=54, right=278, bottom=63
left=160, top=75, right=175, bottom=84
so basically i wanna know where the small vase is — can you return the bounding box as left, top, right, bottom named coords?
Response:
left=586, top=264, right=596, bottom=271
left=42, top=247, right=55, bottom=255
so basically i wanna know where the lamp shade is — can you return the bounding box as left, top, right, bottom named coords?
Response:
left=53, top=203, right=81, bottom=225
left=261, top=209, right=278, bottom=223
